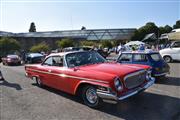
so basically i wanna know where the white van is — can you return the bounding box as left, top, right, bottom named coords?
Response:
left=159, top=41, right=180, bottom=62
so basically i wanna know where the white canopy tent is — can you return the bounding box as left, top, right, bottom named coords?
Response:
left=125, top=41, right=145, bottom=46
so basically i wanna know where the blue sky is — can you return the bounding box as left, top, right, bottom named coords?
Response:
left=0, top=0, right=179, bottom=32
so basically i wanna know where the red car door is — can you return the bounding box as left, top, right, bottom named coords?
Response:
left=40, top=55, right=70, bottom=92
left=37, top=56, right=54, bottom=87
left=48, top=66, right=70, bottom=92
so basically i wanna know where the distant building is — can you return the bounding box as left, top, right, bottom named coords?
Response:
left=168, top=28, right=180, bottom=41
left=0, top=28, right=136, bottom=50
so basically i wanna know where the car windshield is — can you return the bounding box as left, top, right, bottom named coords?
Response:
left=150, top=53, right=163, bottom=61
left=7, top=55, right=19, bottom=58
left=28, top=53, right=43, bottom=57
left=66, top=51, right=106, bottom=68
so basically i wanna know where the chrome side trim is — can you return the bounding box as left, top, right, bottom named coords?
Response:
left=124, top=70, right=146, bottom=81
left=26, top=68, right=109, bottom=84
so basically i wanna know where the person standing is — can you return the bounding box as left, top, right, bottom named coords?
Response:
left=0, top=67, right=4, bottom=80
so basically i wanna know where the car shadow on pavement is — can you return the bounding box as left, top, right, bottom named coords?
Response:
left=0, top=79, right=22, bottom=90
left=156, top=76, right=180, bottom=86
left=171, top=61, right=180, bottom=63
left=99, top=92, right=180, bottom=120
left=34, top=84, right=180, bottom=120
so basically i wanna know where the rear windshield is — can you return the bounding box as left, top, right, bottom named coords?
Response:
left=150, top=53, right=163, bottom=61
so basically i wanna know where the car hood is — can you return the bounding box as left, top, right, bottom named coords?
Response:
left=78, top=62, right=150, bottom=78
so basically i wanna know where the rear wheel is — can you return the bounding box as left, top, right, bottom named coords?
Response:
left=163, top=56, right=172, bottom=63
left=82, top=85, right=102, bottom=108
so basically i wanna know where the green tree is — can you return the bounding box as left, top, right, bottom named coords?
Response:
left=80, top=40, right=97, bottom=46
left=159, top=26, right=166, bottom=35
left=56, top=38, right=74, bottom=48
left=81, top=26, right=86, bottom=30
left=164, top=25, right=172, bottom=33
left=173, top=20, right=180, bottom=29
left=0, top=37, right=20, bottom=56
left=158, top=25, right=172, bottom=36
left=112, top=40, right=120, bottom=47
left=100, top=40, right=112, bottom=48
left=29, top=22, right=36, bottom=32
left=30, top=43, right=49, bottom=52
left=131, top=22, right=159, bottom=41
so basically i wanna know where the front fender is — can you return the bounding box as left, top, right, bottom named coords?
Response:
left=73, top=80, right=111, bottom=95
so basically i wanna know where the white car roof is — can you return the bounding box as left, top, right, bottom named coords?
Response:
left=121, top=49, right=159, bottom=54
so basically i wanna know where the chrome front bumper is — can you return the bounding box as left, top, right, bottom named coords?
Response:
left=97, top=77, right=155, bottom=103
left=154, top=72, right=169, bottom=77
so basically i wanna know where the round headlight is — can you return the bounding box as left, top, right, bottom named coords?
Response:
left=114, top=77, right=123, bottom=91
left=114, top=79, right=120, bottom=86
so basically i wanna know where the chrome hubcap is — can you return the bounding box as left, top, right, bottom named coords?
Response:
left=165, top=57, right=170, bottom=62
left=86, top=88, right=98, bottom=104
left=36, top=78, right=41, bottom=85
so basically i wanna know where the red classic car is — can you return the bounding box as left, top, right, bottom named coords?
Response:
left=2, top=55, right=21, bottom=66
left=25, top=51, right=155, bottom=108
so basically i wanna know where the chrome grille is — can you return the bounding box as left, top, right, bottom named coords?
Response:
left=124, top=70, right=146, bottom=89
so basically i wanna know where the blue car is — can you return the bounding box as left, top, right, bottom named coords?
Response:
left=117, top=50, right=170, bottom=78
left=25, top=53, right=44, bottom=64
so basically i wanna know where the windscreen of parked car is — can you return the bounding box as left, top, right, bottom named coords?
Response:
left=150, top=53, right=163, bottom=61
left=7, top=55, right=19, bottom=58
left=171, top=42, right=180, bottom=48
left=66, top=51, right=106, bottom=68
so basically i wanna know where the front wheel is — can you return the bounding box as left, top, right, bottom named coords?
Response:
left=82, top=85, right=102, bottom=108
left=163, top=56, right=172, bottom=63
left=33, top=77, right=43, bottom=87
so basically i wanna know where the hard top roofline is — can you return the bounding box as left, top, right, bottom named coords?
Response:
left=121, top=50, right=159, bottom=54
left=48, top=50, right=95, bottom=57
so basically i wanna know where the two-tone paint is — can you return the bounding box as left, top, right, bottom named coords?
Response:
left=25, top=51, right=155, bottom=105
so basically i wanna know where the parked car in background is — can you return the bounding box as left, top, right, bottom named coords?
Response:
left=63, top=46, right=110, bottom=58
left=25, top=51, right=154, bottom=108
left=117, top=50, right=170, bottom=78
left=63, top=47, right=81, bottom=52
left=159, top=41, right=180, bottom=62
left=25, top=53, right=44, bottom=64
left=2, top=55, right=21, bottom=66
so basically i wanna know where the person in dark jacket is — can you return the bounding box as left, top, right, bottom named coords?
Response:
left=0, top=68, right=4, bottom=80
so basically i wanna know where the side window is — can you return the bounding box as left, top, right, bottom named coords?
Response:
left=52, top=56, right=64, bottom=67
left=172, top=42, right=180, bottom=48
left=43, top=57, right=53, bottom=66
left=133, top=54, right=148, bottom=62
left=118, top=54, right=132, bottom=62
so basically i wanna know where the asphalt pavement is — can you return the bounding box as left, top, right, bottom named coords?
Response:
left=0, top=63, right=180, bottom=120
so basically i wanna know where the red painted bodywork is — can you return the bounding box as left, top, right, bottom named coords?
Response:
left=2, top=55, right=21, bottom=65
left=25, top=60, right=151, bottom=96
